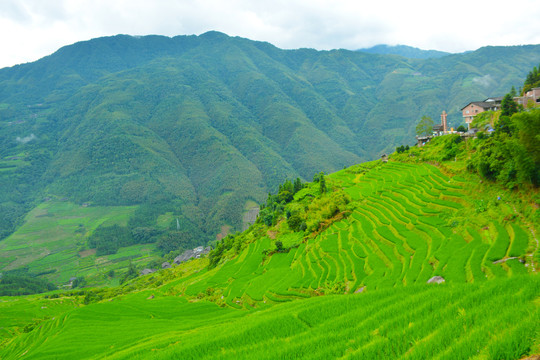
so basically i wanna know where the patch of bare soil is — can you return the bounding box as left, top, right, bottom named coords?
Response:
left=216, top=225, right=231, bottom=241
left=79, top=249, right=96, bottom=258
left=520, top=355, right=540, bottom=360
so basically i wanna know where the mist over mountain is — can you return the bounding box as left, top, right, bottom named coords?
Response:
left=1, top=32, right=539, bottom=241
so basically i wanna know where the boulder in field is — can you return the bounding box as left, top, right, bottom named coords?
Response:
left=427, top=276, right=445, bottom=284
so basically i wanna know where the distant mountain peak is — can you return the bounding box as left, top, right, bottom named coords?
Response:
left=357, top=44, right=451, bottom=59
left=199, top=30, right=230, bottom=40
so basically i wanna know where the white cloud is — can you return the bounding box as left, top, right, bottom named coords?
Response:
left=16, top=133, right=37, bottom=144
left=473, top=75, right=496, bottom=88
left=0, top=0, right=539, bottom=68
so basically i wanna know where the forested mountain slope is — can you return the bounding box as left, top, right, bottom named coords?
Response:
left=1, top=32, right=539, bottom=248
left=357, top=44, right=451, bottom=59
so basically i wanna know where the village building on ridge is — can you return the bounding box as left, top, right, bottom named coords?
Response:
left=514, top=87, right=540, bottom=107
left=461, top=97, right=502, bottom=129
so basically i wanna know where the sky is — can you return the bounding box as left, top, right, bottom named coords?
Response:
left=1, top=0, right=540, bottom=69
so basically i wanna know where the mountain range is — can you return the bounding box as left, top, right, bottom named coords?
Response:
left=1, top=31, right=540, bottom=244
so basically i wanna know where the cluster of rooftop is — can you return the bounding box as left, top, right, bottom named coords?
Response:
left=461, top=88, right=540, bottom=128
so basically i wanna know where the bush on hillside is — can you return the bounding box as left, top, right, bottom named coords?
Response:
left=467, top=109, right=540, bottom=188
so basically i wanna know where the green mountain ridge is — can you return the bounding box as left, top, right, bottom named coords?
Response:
left=1, top=32, right=540, bottom=282
left=357, top=44, right=452, bottom=59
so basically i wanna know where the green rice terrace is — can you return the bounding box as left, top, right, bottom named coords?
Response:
left=1, top=137, right=539, bottom=359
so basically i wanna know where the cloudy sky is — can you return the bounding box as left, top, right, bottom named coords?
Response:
left=1, top=0, right=540, bottom=69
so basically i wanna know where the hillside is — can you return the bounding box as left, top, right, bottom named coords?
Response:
left=0, top=129, right=538, bottom=358
left=357, top=44, right=451, bottom=59
left=1, top=33, right=540, bottom=286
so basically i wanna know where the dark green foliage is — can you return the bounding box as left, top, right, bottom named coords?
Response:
left=131, top=227, right=161, bottom=244
left=293, top=178, right=303, bottom=193
left=456, top=125, right=467, bottom=133
left=83, top=291, right=103, bottom=305
left=71, top=276, right=86, bottom=289
left=208, top=235, right=238, bottom=269
left=258, top=177, right=306, bottom=228
left=500, top=94, right=518, bottom=117
left=287, top=214, right=303, bottom=231
left=510, top=86, right=517, bottom=97
left=155, top=231, right=198, bottom=256
left=88, top=220, right=197, bottom=257
left=0, top=268, right=57, bottom=296
left=88, top=225, right=134, bottom=256
left=120, top=261, right=138, bottom=284
left=319, top=173, right=327, bottom=194
left=467, top=109, right=540, bottom=187
left=395, top=145, right=409, bottom=153
left=523, top=63, right=540, bottom=93
left=1, top=33, right=540, bottom=246
left=497, top=115, right=515, bottom=135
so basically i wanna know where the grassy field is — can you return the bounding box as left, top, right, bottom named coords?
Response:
left=0, top=159, right=538, bottom=359
left=0, top=200, right=161, bottom=286
left=0, top=276, right=537, bottom=359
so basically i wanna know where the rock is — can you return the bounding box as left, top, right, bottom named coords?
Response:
left=161, top=262, right=171, bottom=269
left=173, top=246, right=212, bottom=265
left=427, top=276, right=445, bottom=284
left=355, top=286, right=366, bottom=294
left=140, top=268, right=156, bottom=276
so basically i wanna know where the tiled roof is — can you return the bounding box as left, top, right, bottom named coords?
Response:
left=461, top=101, right=498, bottom=110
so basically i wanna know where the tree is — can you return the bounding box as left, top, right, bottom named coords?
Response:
left=71, top=276, right=86, bottom=288
left=509, top=86, right=517, bottom=97
left=456, top=125, right=467, bottom=133
left=155, top=231, right=195, bottom=255
left=120, top=261, right=138, bottom=284
left=293, top=178, right=303, bottom=193
left=415, top=116, right=434, bottom=137
left=287, top=214, right=303, bottom=231
left=275, top=241, right=283, bottom=252
left=319, top=172, right=327, bottom=193
left=497, top=116, right=515, bottom=135
left=500, top=93, right=518, bottom=117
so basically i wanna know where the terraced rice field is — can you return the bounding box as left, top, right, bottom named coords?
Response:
left=1, top=276, right=538, bottom=359
left=1, top=161, right=537, bottom=359
left=0, top=201, right=160, bottom=285
left=174, top=162, right=532, bottom=307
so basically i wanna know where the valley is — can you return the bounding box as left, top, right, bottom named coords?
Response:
left=0, top=33, right=539, bottom=359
